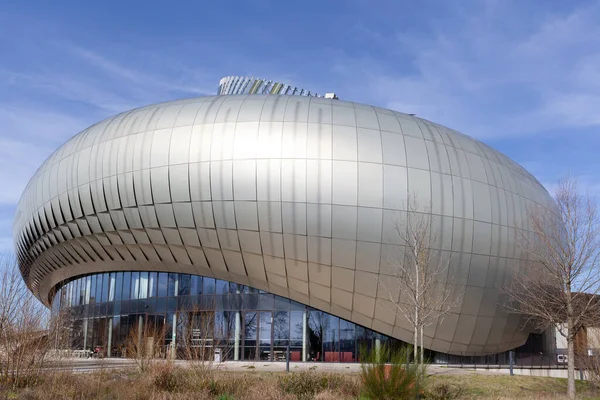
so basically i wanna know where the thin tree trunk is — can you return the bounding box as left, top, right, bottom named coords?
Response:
left=420, top=326, right=424, bottom=366
left=567, top=326, right=576, bottom=399
left=413, top=318, right=418, bottom=362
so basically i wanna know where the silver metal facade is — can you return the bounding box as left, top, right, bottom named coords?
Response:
left=13, top=94, right=554, bottom=355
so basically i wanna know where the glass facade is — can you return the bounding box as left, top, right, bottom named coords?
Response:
left=51, top=271, right=546, bottom=363
left=50, top=271, right=394, bottom=362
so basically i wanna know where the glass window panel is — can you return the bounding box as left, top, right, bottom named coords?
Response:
left=108, top=273, right=116, bottom=302
left=131, top=272, right=140, bottom=300
left=156, top=297, right=167, bottom=312
left=323, top=315, right=339, bottom=362
left=148, top=272, right=157, bottom=297
left=259, top=312, right=273, bottom=360
left=243, top=293, right=259, bottom=310
left=114, top=272, right=123, bottom=301
left=95, top=274, right=103, bottom=304
left=203, top=278, right=215, bottom=294
left=215, top=279, right=229, bottom=294
left=89, top=275, right=97, bottom=304
left=179, top=274, right=191, bottom=296
left=274, top=296, right=290, bottom=310
left=122, top=272, right=131, bottom=300
left=190, top=275, right=202, bottom=295
left=157, top=273, right=168, bottom=297
left=308, top=310, right=326, bottom=361
left=101, top=273, right=109, bottom=302
left=139, top=272, right=149, bottom=299
left=85, top=276, right=92, bottom=304
left=340, top=319, right=356, bottom=362
left=167, top=273, right=178, bottom=297
left=244, top=312, right=257, bottom=360
left=273, top=311, right=289, bottom=341
left=230, top=283, right=245, bottom=294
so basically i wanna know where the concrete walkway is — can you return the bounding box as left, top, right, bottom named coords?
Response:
left=48, top=358, right=506, bottom=376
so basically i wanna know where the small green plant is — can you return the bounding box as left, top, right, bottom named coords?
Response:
left=359, top=344, right=426, bottom=400
left=217, top=395, right=235, bottom=400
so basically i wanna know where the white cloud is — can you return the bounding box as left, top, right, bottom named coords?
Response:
left=332, top=1, right=600, bottom=138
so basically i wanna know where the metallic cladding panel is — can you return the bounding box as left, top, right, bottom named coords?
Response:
left=13, top=95, right=554, bottom=356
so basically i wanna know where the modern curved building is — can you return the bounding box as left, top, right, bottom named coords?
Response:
left=13, top=79, right=554, bottom=361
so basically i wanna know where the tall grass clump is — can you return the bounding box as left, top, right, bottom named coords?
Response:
left=360, top=344, right=426, bottom=400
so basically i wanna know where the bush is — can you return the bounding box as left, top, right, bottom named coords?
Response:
left=277, top=371, right=360, bottom=400
left=359, top=345, right=426, bottom=400
left=278, top=371, right=329, bottom=399
left=424, top=382, right=464, bottom=400
left=150, top=362, right=180, bottom=392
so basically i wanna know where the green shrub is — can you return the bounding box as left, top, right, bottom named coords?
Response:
left=359, top=344, right=426, bottom=400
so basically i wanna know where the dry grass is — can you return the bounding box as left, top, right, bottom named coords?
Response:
left=0, top=366, right=599, bottom=399
left=429, top=374, right=599, bottom=399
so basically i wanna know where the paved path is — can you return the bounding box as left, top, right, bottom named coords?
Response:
left=46, top=358, right=505, bottom=376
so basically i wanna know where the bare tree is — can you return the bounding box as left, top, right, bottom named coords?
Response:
left=178, top=304, right=232, bottom=378
left=0, top=255, right=49, bottom=388
left=504, top=177, right=600, bottom=399
left=125, top=316, right=166, bottom=372
left=379, top=198, right=461, bottom=365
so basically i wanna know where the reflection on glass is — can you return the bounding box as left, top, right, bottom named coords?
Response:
left=244, top=312, right=257, bottom=360
left=216, top=279, right=229, bottom=294
left=157, top=273, right=168, bottom=297
left=139, top=272, right=148, bottom=299
left=101, top=273, right=109, bottom=302
left=50, top=270, right=402, bottom=364
left=131, top=272, right=139, bottom=300
left=122, top=272, right=131, bottom=300
left=90, top=275, right=97, bottom=304
left=148, top=272, right=157, bottom=298
left=108, top=273, right=116, bottom=302
left=191, top=276, right=202, bottom=295
left=203, top=278, right=215, bottom=294
left=179, top=274, right=190, bottom=296
left=167, top=273, right=177, bottom=297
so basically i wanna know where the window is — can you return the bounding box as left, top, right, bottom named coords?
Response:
left=203, top=278, right=215, bottom=295
left=190, top=275, right=202, bottom=295
left=114, top=272, right=123, bottom=301
left=179, top=274, right=191, bottom=296
left=89, top=275, right=97, bottom=304
left=101, top=273, right=109, bottom=302
left=122, top=272, right=131, bottom=300
left=108, top=273, right=116, bottom=302
left=148, top=272, right=157, bottom=297
left=216, top=279, right=229, bottom=294
left=167, top=273, right=178, bottom=297
left=157, top=273, right=168, bottom=297
left=139, top=272, right=149, bottom=299
left=131, top=272, right=140, bottom=300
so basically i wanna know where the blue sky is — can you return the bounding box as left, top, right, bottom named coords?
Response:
left=1, top=0, right=600, bottom=252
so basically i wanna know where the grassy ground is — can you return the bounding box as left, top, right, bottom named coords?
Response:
left=429, top=374, right=599, bottom=399
left=1, top=365, right=599, bottom=399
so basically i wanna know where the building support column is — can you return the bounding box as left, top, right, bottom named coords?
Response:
left=82, top=318, right=88, bottom=350
left=171, top=313, right=177, bottom=359
left=234, top=311, right=241, bottom=361
left=138, top=315, right=144, bottom=358
left=107, top=317, right=112, bottom=358
left=302, top=310, right=308, bottom=362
